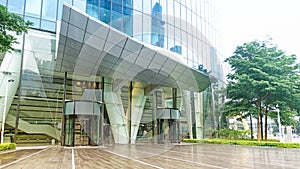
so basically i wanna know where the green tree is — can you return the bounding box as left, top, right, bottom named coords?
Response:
left=0, top=5, right=32, bottom=53
left=225, top=39, right=300, bottom=141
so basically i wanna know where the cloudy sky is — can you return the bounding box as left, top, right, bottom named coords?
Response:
left=214, top=0, right=300, bottom=61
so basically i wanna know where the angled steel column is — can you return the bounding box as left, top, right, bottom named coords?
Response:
left=61, top=72, right=67, bottom=146
left=100, top=77, right=104, bottom=145
left=14, top=33, right=26, bottom=144
left=128, top=81, right=133, bottom=144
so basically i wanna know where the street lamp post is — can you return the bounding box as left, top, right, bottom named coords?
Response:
left=1, top=79, right=14, bottom=144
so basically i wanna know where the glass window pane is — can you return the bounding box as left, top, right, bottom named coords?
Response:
left=133, top=0, right=142, bottom=11
left=160, top=0, right=167, bottom=22
left=87, top=0, right=99, bottom=19
left=143, top=0, right=151, bottom=14
left=7, top=0, right=24, bottom=15
left=142, top=14, right=151, bottom=43
left=58, top=0, right=72, bottom=20
left=73, top=0, right=86, bottom=11
left=123, top=6, right=133, bottom=36
left=100, top=0, right=111, bottom=24
left=25, top=0, right=42, bottom=17
left=42, top=0, right=57, bottom=21
left=25, top=16, right=40, bottom=29
left=167, top=24, right=175, bottom=50
left=132, top=10, right=142, bottom=39
left=124, top=0, right=132, bottom=7
left=186, top=0, right=191, bottom=9
left=41, top=20, right=56, bottom=31
left=112, top=0, right=122, bottom=5
left=167, top=0, right=174, bottom=25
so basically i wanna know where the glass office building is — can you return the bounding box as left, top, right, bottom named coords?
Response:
left=0, top=0, right=224, bottom=146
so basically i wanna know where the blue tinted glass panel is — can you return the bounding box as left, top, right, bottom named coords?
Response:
left=100, top=0, right=111, bottom=24
left=73, top=0, right=86, bottom=11
left=26, top=0, right=42, bottom=18
left=113, top=0, right=122, bottom=4
left=25, top=16, right=40, bottom=28
left=111, top=3, right=122, bottom=31
left=124, top=0, right=132, bottom=7
left=151, top=2, right=164, bottom=48
left=41, top=20, right=56, bottom=31
left=123, top=6, right=132, bottom=36
left=100, top=8, right=111, bottom=24
left=100, top=0, right=111, bottom=8
left=42, top=0, right=57, bottom=21
left=112, top=2, right=122, bottom=14
left=123, top=16, right=132, bottom=36
left=7, top=0, right=24, bottom=15
left=87, top=0, right=99, bottom=19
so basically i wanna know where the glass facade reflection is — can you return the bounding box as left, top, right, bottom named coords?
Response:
left=0, top=0, right=225, bottom=145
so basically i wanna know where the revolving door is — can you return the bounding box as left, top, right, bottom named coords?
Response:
left=63, top=101, right=101, bottom=146
left=157, top=108, right=180, bottom=143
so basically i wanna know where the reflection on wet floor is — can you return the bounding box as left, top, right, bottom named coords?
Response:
left=0, top=144, right=300, bottom=169
left=0, top=149, right=40, bottom=166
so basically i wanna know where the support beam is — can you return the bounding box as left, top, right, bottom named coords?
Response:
left=127, top=82, right=146, bottom=144
left=104, top=78, right=128, bottom=144
left=183, top=90, right=193, bottom=139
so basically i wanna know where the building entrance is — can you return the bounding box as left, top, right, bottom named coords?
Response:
left=63, top=101, right=101, bottom=146
left=157, top=108, right=180, bottom=143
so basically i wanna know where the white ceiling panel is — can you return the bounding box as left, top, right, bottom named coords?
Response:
left=104, top=42, right=123, bottom=57
left=62, top=4, right=70, bottom=22
left=152, top=53, right=167, bottom=65
left=125, top=38, right=143, bottom=53
left=107, top=28, right=127, bottom=46
left=139, top=47, right=156, bottom=61
left=70, top=9, right=88, bottom=31
left=60, top=21, right=68, bottom=36
left=68, top=24, right=84, bottom=42
left=135, top=56, right=151, bottom=68
left=84, top=32, right=105, bottom=50
left=80, top=44, right=101, bottom=58
left=65, top=38, right=82, bottom=49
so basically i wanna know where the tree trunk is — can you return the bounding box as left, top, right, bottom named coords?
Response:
left=264, top=106, right=268, bottom=140
left=256, top=100, right=261, bottom=141
left=260, top=113, right=264, bottom=139
left=250, top=114, right=254, bottom=139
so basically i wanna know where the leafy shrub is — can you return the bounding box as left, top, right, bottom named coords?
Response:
left=219, top=128, right=251, bottom=139
left=0, top=143, right=16, bottom=151
left=182, top=138, right=300, bottom=148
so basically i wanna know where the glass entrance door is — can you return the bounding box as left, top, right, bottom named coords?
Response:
left=63, top=101, right=101, bottom=146
left=74, top=115, right=100, bottom=146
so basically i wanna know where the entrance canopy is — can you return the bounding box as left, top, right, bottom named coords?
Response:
left=56, top=4, right=211, bottom=92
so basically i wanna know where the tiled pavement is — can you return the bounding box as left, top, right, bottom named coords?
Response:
left=0, top=143, right=300, bottom=169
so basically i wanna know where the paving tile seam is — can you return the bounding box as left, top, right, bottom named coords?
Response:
left=103, top=148, right=163, bottom=169
left=76, top=148, right=154, bottom=169
left=132, top=145, right=240, bottom=167
left=116, top=146, right=229, bottom=169
left=129, top=145, right=299, bottom=169
left=160, top=148, right=287, bottom=167
left=0, top=147, right=51, bottom=169
left=169, top=146, right=300, bottom=168
left=166, top=145, right=300, bottom=165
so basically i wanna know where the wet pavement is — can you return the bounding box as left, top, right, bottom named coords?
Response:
left=0, top=143, right=300, bottom=169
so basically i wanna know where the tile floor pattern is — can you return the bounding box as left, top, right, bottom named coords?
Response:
left=0, top=143, right=300, bottom=169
